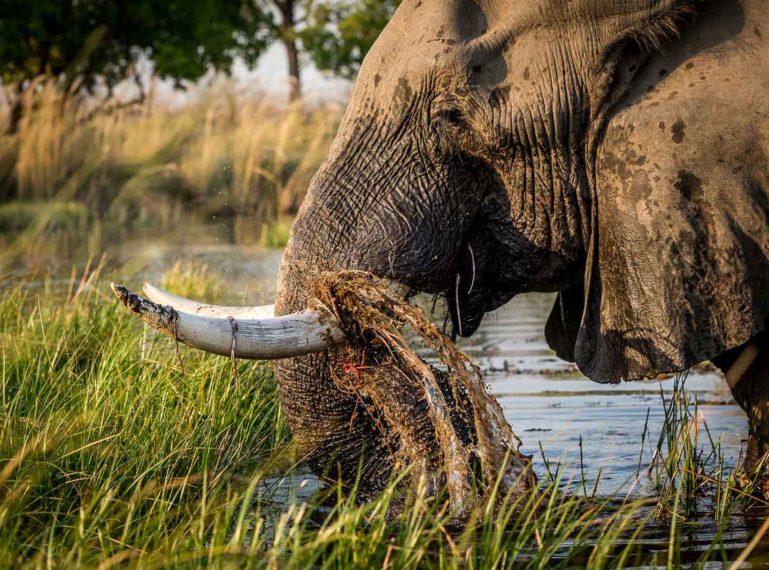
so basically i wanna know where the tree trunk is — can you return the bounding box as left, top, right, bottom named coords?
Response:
left=283, top=37, right=301, bottom=103
left=279, top=0, right=302, bottom=103
left=5, top=82, right=24, bottom=135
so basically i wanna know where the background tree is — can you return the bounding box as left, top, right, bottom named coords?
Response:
left=257, top=0, right=400, bottom=102
left=0, top=0, right=400, bottom=122
left=302, top=0, right=400, bottom=79
left=0, top=0, right=270, bottom=129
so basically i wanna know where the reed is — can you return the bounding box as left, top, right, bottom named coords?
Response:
left=0, top=78, right=341, bottom=252
left=648, top=373, right=769, bottom=529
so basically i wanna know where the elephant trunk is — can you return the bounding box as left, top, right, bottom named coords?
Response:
left=272, top=209, right=403, bottom=493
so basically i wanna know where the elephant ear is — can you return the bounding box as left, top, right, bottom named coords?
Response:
left=545, top=285, right=583, bottom=365
left=562, top=79, right=769, bottom=382
left=545, top=0, right=769, bottom=382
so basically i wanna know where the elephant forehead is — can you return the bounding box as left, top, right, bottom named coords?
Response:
left=385, top=0, right=490, bottom=44
left=350, top=0, right=490, bottom=111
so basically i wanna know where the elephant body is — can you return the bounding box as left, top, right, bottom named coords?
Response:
left=273, top=0, right=769, bottom=493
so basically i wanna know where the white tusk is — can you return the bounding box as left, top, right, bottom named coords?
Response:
left=142, top=283, right=275, bottom=318
left=111, top=283, right=346, bottom=360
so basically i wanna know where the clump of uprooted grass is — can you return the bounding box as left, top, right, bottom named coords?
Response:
left=312, top=270, right=536, bottom=517
left=3, top=263, right=769, bottom=567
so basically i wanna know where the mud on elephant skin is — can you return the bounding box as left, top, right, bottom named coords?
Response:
left=115, top=0, right=769, bottom=502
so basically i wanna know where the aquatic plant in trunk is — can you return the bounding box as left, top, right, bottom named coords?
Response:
left=311, top=271, right=536, bottom=517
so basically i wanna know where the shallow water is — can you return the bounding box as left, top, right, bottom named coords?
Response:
left=461, top=294, right=747, bottom=496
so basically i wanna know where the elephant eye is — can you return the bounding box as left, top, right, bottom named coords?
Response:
left=435, top=108, right=465, bottom=127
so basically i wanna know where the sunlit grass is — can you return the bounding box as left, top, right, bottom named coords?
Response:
left=648, top=373, right=769, bottom=526
left=1, top=261, right=769, bottom=567
left=0, top=262, right=289, bottom=567
left=0, top=78, right=340, bottom=258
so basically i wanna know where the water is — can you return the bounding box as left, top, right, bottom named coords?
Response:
left=461, top=294, right=747, bottom=496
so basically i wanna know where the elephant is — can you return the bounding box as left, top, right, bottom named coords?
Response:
left=114, top=0, right=769, bottom=498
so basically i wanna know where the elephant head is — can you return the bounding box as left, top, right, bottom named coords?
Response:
left=270, top=0, right=698, bottom=489
left=116, top=0, right=769, bottom=494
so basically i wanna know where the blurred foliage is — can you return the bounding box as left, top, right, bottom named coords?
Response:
left=0, top=79, right=342, bottom=262
left=301, top=0, right=401, bottom=79
left=0, top=0, right=399, bottom=105
left=0, top=0, right=398, bottom=258
left=0, top=0, right=270, bottom=91
left=247, top=0, right=399, bottom=100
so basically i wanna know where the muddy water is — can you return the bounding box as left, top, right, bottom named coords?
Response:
left=460, top=294, right=747, bottom=495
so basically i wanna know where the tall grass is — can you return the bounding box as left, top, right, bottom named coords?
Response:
left=0, top=262, right=289, bottom=566
left=649, top=374, right=769, bottom=525
left=2, top=261, right=769, bottom=566
left=0, top=78, right=341, bottom=253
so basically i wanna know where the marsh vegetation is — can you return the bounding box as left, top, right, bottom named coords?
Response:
left=2, top=84, right=769, bottom=568
left=1, top=254, right=769, bottom=567
left=0, top=79, right=341, bottom=271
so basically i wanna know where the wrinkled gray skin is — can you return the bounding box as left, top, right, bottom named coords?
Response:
left=275, top=0, right=769, bottom=493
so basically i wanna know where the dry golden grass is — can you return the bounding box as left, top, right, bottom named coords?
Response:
left=0, top=78, right=342, bottom=243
